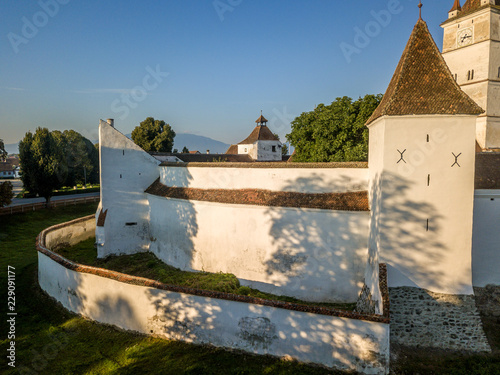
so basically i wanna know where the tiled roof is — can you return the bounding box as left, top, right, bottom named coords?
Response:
left=475, top=152, right=500, bottom=189
left=145, top=178, right=370, bottom=212
left=443, top=0, right=500, bottom=24
left=366, top=19, right=483, bottom=126
left=255, top=114, right=268, bottom=124
left=96, top=209, right=108, bottom=227
left=0, top=162, right=15, bottom=172
left=462, top=0, right=481, bottom=12
left=238, top=125, right=279, bottom=144
left=450, top=0, right=462, bottom=12
left=225, top=144, right=238, bottom=154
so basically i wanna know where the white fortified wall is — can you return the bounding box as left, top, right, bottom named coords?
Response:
left=472, top=189, right=500, bottom=286
left=147, top=195, right=370, bottom=303
left=98, top=120, right=160, bottom=257
left=159, top=165, right=368, bottom=193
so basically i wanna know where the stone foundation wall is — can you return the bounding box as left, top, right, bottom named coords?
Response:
left=356, top=284, right=378, bottom=315
left=389, top=287, right=491, bottom=352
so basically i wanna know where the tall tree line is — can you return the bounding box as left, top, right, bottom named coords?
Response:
left=19, top=128, right=98, bottom=206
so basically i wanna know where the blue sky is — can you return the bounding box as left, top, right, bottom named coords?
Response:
left=0, top=0, right=453, bottom=146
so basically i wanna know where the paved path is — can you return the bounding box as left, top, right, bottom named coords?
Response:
left=7, top=192, right=100, bottom=207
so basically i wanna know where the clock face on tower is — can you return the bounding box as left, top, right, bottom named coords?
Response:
left=457, top=28, right=473, bottom=47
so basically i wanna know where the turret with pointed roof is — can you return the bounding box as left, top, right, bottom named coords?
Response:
left=367, top=11, right=482, bottom=296
left=225, top=113, right=282, bottom=161
left=450, top=0, right=462, bottom=12
left=366, top=18, right=483, bottom=126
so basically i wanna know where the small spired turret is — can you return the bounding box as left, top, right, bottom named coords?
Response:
left=448, top=0, right=462, bottom=18
left=226, top=112, right=282, bottom=161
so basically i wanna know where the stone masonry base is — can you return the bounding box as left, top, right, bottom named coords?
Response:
left=389, top=287, right=491, bottom=352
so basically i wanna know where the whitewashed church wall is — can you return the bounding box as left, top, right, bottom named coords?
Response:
left=147, top=194, right=370, bottom=303
left=369, top=115, right=477, bottom=295
left=159, top=165, right=368, bottom=193
left=472, top=190, right=500, bottom=287
left=98, top=120, right=160, bottom=257
left=38, top=250, right=389, bottom=375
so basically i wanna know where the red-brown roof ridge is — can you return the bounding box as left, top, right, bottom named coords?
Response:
left=238, top=125, right=279, bottom=144
left=366, top=19, right=483, bottom=126
left=256, top=114, right=268, bottom=124
left=450, top=0, right=462, bottom=12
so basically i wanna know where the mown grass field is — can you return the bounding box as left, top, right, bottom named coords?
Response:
left=1, top=203, right=499, bottom=374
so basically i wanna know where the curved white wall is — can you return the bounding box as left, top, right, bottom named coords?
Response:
left=38, top=218, right=389, bottom=375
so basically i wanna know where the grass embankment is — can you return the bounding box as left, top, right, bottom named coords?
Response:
left=57, top=238, right=355, bottom=310
left=0, top=204, right=341, bottom=375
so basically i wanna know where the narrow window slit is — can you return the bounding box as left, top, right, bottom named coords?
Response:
left=427, top=174, right=431, bottom=186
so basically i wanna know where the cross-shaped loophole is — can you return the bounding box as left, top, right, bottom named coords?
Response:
left=451, top=152, right=462, bottom=167
left=397, top=149, right=407, bottom=164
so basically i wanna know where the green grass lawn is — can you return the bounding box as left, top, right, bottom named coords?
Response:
left=56, top=238, right=355, bottom=311
left=1, top=204, right=499, bottom=374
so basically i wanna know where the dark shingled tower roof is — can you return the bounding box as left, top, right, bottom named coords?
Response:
left=238, top=125, right=279, bottom=144
left=462, top=0, right=481, bottom=12
left=450, top=0, right=462, bottom=12
left=366, top=19, right=483, bottom=126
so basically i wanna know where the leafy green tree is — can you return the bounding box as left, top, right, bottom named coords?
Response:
left=53, top=130, right=99, bottom=186
left=131, top=117, right=176, bottom=152
left=0, top=181, right=13, bottom=207
left=0, top=139, right=7, bottom=160
left=19, top=128, right=67, bottom=207
left=182, top=146, right=189, bottom=153
left=286, top=94, right=382, bottom=162
left=282, top=144, right=289, bottom=156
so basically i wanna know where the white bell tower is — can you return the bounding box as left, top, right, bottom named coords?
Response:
left=441, top=0, right=500, bottom=150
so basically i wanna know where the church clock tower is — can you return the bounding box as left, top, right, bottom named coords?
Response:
left=441, top=0, right=500, bottom=150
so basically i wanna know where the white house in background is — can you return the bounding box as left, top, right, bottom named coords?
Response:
left=226, top=114, right=283, bottom=161
left=0, top=157, right=21, bottom=178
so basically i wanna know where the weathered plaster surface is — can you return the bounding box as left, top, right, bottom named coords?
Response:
left=159, top=164, right=368, bottom=193
left=368, top=115, right=477, bottom=295
left=97, top=120, right=160, bottom=257
left=147, top=195, right=370, bottom=303
left=38, top=218, right=390, bottom=375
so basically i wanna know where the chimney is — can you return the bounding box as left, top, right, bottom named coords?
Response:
left=106, top=118, right=114, bottom=128
left=206, top=149, right=210, bottom=154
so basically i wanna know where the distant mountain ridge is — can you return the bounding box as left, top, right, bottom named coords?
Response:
left=6, top=133, right=230, bottom=155
left=174, top=133, right=230, bottom=154
left=4, top=143, right=19, bottom=155
left=125, top=133, right=230, bottom=154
